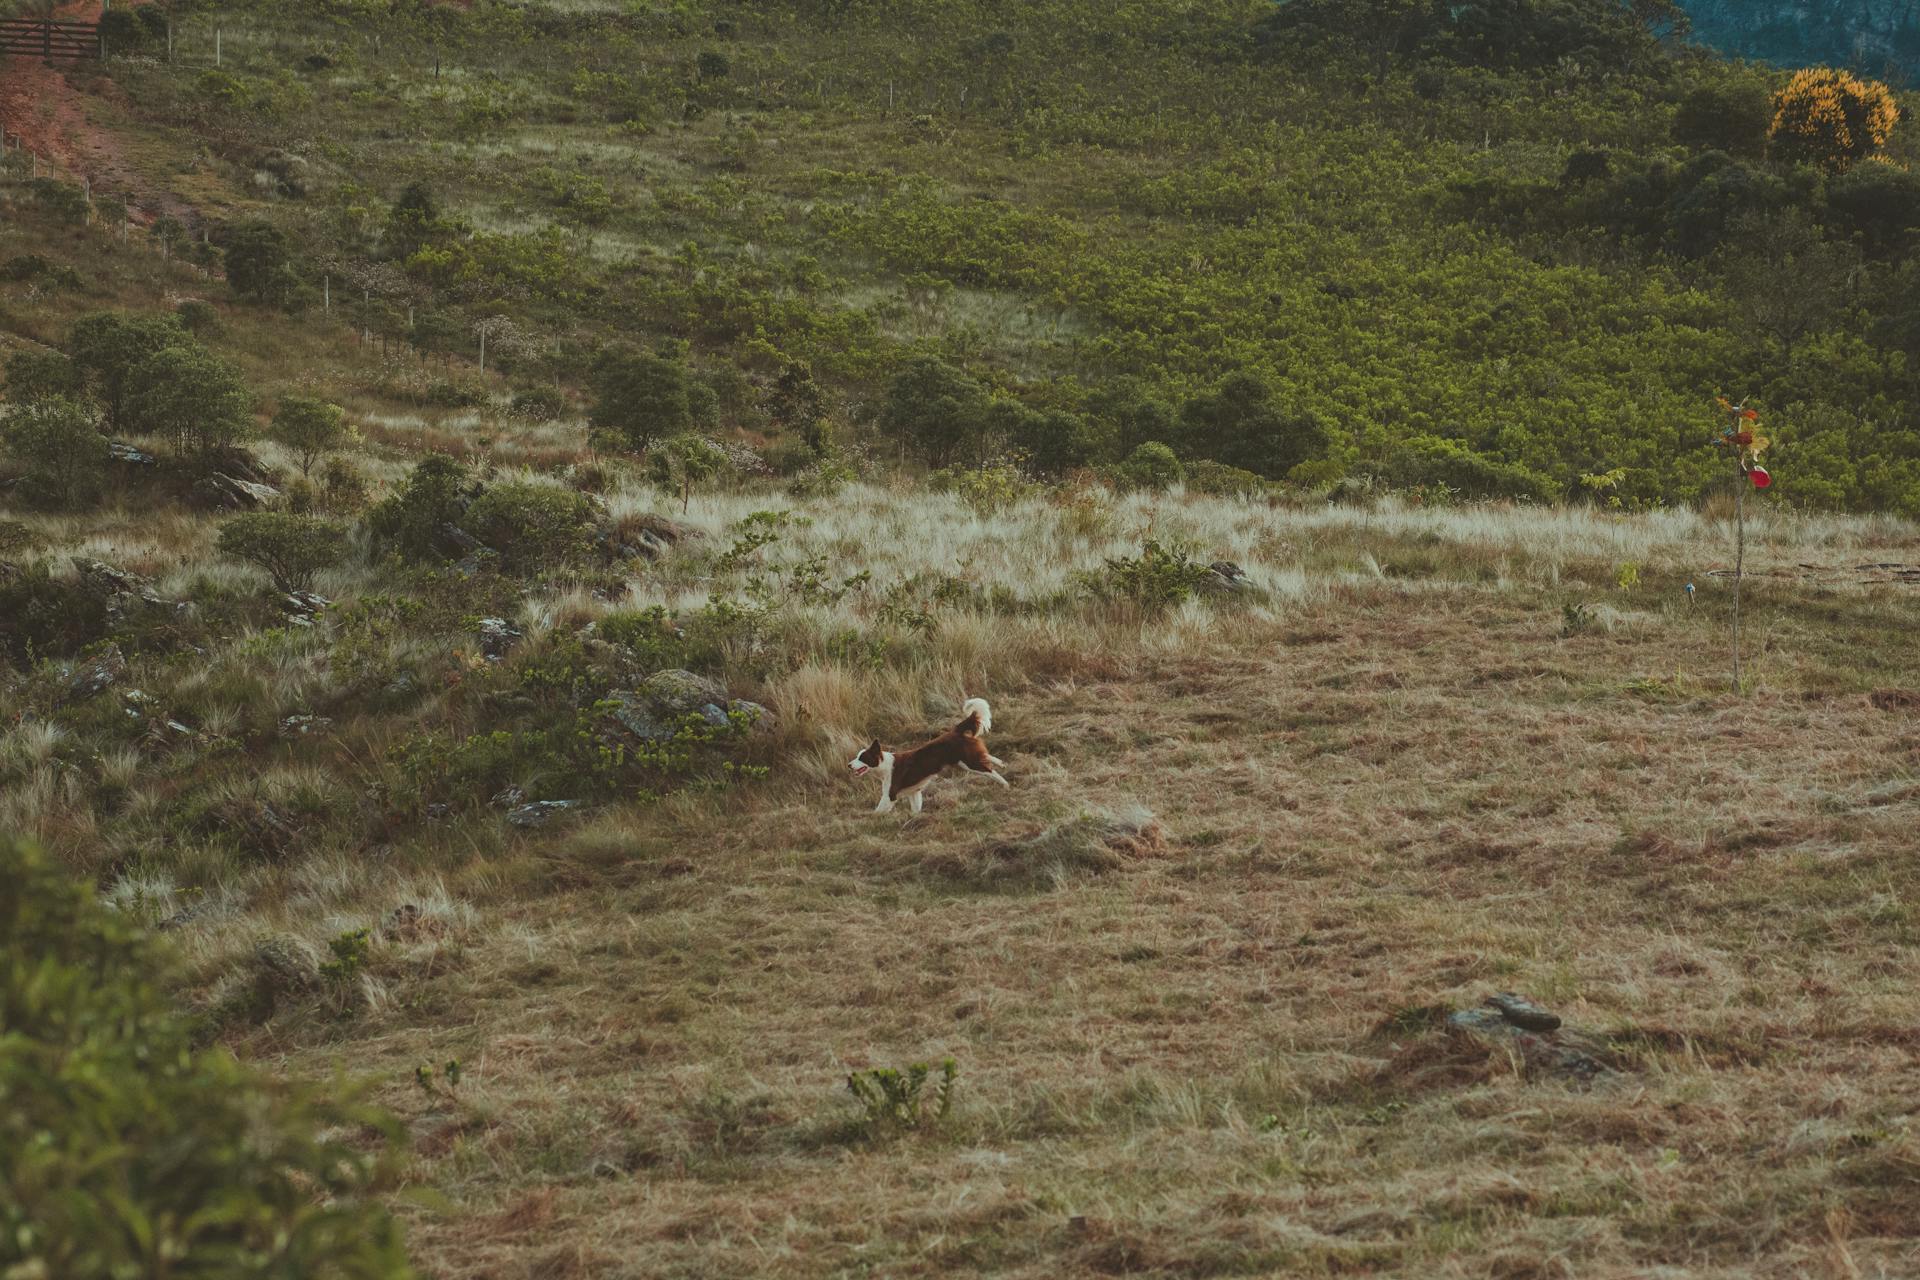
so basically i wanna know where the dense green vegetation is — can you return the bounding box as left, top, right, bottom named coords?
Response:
left=0, top=837, right=413, bottom=1279
left=4, top=0, right=1909, bottom=515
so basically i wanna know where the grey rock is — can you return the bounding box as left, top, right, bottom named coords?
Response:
left=193, top=473, right=281, bottom=511
left=636, top=668, right=729, bottom=718
left=383, top=671, right=421, bottom=700
left=1446, top=995, right=1617, bottom=1085
left=473, top=617, right=523, bottom=660
left=507, top=799, right=584, bottom=829
left=163, top=720, right=196, bottom=738
left=1486, top=991, right=1562, bottom=1032
left=438, top=522, right=486, bottom=556
left=698, top=701, right=731, bottom=728
left=107, top=441, right=156, bottom=465
left=67, top=645, right=128, bottom=702
left=728, top=699, right=770, bottom=729
left=280, top=714, right=333, bottom=738
left=283, top=590, right=330, bottom=618
left=603, top=689, right=671, bottom=742
left=490, top=786, right=526, bottom=809
left=1196, top=560, right=1253, bottom=596
left=424, top=803, right=452, bottom=822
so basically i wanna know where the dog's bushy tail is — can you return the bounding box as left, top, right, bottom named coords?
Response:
left=959, top=696, right=992, bottom=736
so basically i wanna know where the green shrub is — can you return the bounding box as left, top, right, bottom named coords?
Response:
left=125, top=345, right=256, bottom=461
left=216, top=512, right=348, bottom=590
left=223, top=218, right=304, bottom=309
left=647, top=435, right=731, bottom=514
left=929, top=461, right=1036, bottom=512
left=509, top=385, right=568, bottom=421
left=366, top=455, right=469, bottom=562
left=846, top=1060, right=957, bottom=1137
left=66, top=312, right=190, bottom=431
left=3, top=350, right=82, bottom=404
left=1383, top=436, right=1555, bottom=503
left=1083, top=538, right=1213, bottom=611
left=462, top=482, right=599, bottom=572
left=0, top=563, right=111, bottom=668
left=0, top=838, right=414, bottom=1278
left=1, top=397, right=109, bottom=509
left=1184, top=458, right=1266, bottom=497
left=1107, top=441, right=1184, bottom=492
left=271, top=396, right=353, bottom=476
left=588, top=348, right=696, bottom=452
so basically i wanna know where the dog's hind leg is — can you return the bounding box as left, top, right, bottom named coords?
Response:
left=910, top=791, right=924, bottom=814
left=987, top=754, right=1006, bottom=768
left=987, top=770, right=1010, bottom=788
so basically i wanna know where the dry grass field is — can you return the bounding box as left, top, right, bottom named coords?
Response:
left=78, top=487, right=1908, bottom=1280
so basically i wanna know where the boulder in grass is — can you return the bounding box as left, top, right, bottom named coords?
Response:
left=507, top=799, right=585, bottom=829
left=66, top=645, right=128, bottom=702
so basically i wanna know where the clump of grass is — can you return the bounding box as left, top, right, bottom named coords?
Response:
left=930, top=803, right=1167, bottom=888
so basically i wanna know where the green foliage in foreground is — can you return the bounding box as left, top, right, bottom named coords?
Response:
left=0, top=838, right=414, bottom=1279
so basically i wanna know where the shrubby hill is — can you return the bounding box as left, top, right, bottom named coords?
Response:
left=6, top=0, right=1920, bottom=513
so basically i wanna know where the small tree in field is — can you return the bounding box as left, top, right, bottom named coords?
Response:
left=649, top=434, right=730, bottom=514
left=217, top=512, right=346, bottom=590
left=126, top=345, right=254, bottom=461
left=223, top=219, right=302, bottom=308
left=66, top=312, right=189, bottom=431
left=1769, top=68, right=1899, bottom=173
left=1, top=397, right=108, bottom=509
left=588, top=348, right=693, bottom=453
left=272, top=396, right=352, bottom=476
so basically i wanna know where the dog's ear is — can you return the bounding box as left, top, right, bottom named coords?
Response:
left=868, top=739, right=880, bottom=752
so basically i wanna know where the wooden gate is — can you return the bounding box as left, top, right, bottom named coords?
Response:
left=0, top=19, right=100, bottom=62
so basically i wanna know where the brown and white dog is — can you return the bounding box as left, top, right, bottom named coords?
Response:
left=850, top=697, right=1009, bottom=814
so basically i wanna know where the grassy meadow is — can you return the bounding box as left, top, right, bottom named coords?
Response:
left=5, top=1, right=1920, bottom=1276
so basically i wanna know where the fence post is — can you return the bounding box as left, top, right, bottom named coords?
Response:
left=216, top=28, right=222, bottom=67
left=323, top=274, right=330, bottom=312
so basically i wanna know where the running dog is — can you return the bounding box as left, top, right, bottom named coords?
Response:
left=849, top=697, right=1009, bottom=814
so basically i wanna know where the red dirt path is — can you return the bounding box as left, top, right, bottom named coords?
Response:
left=0, top=0, right=187, bottom=223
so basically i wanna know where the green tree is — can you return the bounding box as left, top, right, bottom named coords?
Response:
left=366, top=454, right=469, bottom=561
left=0, top=837, right=414, bottom=1279
left=587, top=348, right=694, bottom=453
left=385, top=182, right=442, bottom=259
left=125, top=345, right=255, bottom=460
left=223, top=218, right=302, bottom=308
left=1672, top=79, right=1774, bottom=159
left=66, top=312, right=189, bottom=431
left=649, top=435, right=731, bottom=514
left=767, top=357, right=829, bottom=453
left=271, top=396, right=353, bottom=476
left=878, top=356, right=991, bottom=469
left=216, top=512, right=347, bottom=590
left=1717, top=209, right=1856, bottom=361
left=1, top=396, right=109, bottom=509
left=462, top=483, right=600, bottom=571
left=2, top=350, right=81, bottom=405
left=1179, top=372, right=1329, bottom=479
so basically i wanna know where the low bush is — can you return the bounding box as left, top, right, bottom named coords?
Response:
left=0, top=838, right=414, bottom=1278
left=1382, top=436, right=1555, bottom=503
left=0, top=563, right=111, bottom=668
left=216, top=512, right=348, bottom=590
left=1082, top=538, right=1214, bottom=611
left=1105, top=441, right=1184, bottom=492
left=366, top=455, right=470, bottom=562
left=462, top=482, right=600, bottom=572
left=2, top=397, right=109, bottom=509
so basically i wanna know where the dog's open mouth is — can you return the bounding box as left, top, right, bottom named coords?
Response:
left=851, top=764, right=870, bottom=775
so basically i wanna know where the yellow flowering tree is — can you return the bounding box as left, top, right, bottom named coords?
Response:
left=1769, top=68, right=1900, bottom=173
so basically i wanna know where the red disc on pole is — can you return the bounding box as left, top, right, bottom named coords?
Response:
left=1749, top=466, right=1771, bottom=488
